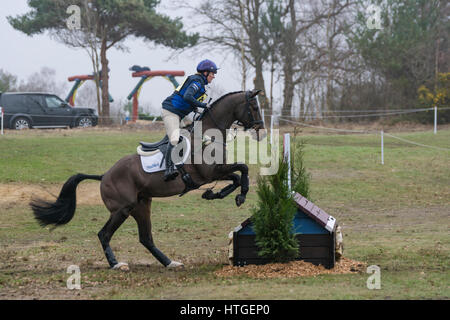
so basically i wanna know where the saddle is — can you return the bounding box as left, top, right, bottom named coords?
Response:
left=139, top=135, right=170, bottom=155
left=138, top=135, right=199, bottom=196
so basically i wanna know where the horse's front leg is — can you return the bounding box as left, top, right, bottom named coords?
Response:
left=214, top=163, right=249, bottom=207
left=235, top=164, right=249, bottom=207
left=202, top=173, right=240, bottom=200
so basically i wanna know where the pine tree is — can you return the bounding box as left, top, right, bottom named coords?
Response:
left=252, top=159, right=298, bottom=262
left=252, top=139, right=311, bottom=262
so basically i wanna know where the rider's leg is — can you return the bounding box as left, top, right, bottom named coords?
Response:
left=162, top=109, right=180, bottom=181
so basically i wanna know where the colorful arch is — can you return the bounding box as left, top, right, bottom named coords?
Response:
left=127, top=66, right=185, bottom=122
left=66, top=73, right=114, bottom=107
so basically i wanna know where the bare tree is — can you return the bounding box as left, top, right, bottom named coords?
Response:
left=0, top=69, right=18, bottom=92
left=189, top=0, right=270, bottom=110
left=17, top=67, right=67, bottom=97
left=278, top=0, right=352, bottom=117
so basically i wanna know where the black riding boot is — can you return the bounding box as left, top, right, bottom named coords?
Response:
left=164, top=143, right=178, bottom=181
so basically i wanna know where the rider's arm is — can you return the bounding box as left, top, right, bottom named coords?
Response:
left=183, top=82, right=207, bottom=109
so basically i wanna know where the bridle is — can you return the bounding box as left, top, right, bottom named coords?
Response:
left=235, top=91, right=264, bottom=131
left=197, top=91, right=263, bottom=132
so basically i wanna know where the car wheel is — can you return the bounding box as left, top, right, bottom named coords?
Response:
left=77, top=116, right=93, bottom=128
left=13, top=117, right=31, bottom=130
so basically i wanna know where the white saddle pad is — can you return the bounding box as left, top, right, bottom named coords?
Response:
left=139, top=135, right=191, bottom=174
left=140, top=151, right=166, bottom=173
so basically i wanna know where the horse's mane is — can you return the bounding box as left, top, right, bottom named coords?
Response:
left=209, top=91, right=244, bottom=109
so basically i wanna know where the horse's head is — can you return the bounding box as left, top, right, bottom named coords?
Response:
left=233, top=89, right=266, bottom=140
left=202, top=89, right=266, bottom=141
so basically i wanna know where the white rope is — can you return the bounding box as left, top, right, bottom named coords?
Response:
left=268, top=108, right=433, bottom=119
left=313, top=109, right=432, bottom=119
left=278, top=117, right=374, bottom=134
left=383, top=133, right=450, bottom=151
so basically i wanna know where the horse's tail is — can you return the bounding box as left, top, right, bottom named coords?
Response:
left=30, top=173, right=103, bottom=228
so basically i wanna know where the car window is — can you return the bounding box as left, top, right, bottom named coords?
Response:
left=45, top=96, right=64, bottom=109
left=2, top=94, right=27, bottom=110
left=26, top=95, right=45, bottom=112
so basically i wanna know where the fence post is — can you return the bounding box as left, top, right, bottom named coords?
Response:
left=381, top=130, right=384, bottom=165
left=270, top=115, right=274, bottom=145
left=283, top=133, right=291, bottom=190
left=434, top=106, right=437, bottom=134
left=0, top=107, right=3, bottom=135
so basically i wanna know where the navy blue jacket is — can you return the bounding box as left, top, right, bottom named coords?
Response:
left=162, top=74, right=208, bottom=118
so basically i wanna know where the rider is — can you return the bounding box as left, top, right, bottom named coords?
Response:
left=161, top=59, right=219, bottom=181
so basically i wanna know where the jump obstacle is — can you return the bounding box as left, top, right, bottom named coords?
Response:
left=229, top=192, right=339, bottom=269
left=127, top=65, right=185, bottom=122
left=229, top=134, right=343, bottom=269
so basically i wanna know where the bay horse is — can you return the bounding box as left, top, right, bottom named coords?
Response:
left=30, top=89, right=265, bottom=269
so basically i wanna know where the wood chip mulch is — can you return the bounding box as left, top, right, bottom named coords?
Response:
left=215, top=257, right=366, bottom=279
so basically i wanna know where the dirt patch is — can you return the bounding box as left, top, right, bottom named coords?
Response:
left=0, top=181, right=240, bottom=207
left=215, top=257, right=366, bottom=279
left=0, top=182, right=102, bottom=206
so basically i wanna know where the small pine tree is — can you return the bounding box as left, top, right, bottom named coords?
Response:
left=252, top=159, right=299, bottom=262
left=252, top=138, right=311, bottom=262
left=291, top=139, right=311, bottom=199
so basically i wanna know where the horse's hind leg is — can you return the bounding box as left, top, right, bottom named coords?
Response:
left=98, top=207, right=131, bottom=269
left=132, top=197, right=183, bottom=268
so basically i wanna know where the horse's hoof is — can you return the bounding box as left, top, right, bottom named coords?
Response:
left=235, top=194, right=245, bottom=207
left=112, top=262, right=129, bottom=271
left=202, top=189, right=215, bottom=200
left=166, top=261, right=184, bottom=269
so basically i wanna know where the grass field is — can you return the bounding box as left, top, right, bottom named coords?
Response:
left=0, top=125, right=449, bottom=300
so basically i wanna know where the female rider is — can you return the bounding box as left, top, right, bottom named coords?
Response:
left=161, top=59, right=218, bottom=181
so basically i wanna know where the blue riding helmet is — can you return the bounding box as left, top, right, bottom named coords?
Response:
left=197, top=59, right=219, bottom=74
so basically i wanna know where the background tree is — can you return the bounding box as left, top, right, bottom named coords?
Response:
left=8, top=0, right=198, bottom=124
left=260, top=0, right=284, bottom=111
left=349, top=0, right=449, bottom=110
left=277, top=0, right=352, bottom=117
left=0, top=69, right=18, bottom=92
left=16, top=67, right=68, bottom=96
left=193, top=0, right=270, bottom=110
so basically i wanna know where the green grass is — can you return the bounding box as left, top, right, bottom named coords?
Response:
left=0, top=127, right=449, bottom=299
left=0, top=129, right=165, bottom=183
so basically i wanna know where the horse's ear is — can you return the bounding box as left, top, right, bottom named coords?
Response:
left=250, top=89, right=262, bottom=98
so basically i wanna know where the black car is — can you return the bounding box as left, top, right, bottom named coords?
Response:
left=0, top=92, right=98, bottom=129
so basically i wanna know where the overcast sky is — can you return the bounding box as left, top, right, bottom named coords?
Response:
left=0, top=0, right=264, bottom=115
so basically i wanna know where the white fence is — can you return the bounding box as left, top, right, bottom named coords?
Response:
left=268, top=106, right=450, bottom=165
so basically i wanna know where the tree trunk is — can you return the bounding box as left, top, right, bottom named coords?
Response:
left=281, top=46, right=294, bottom=117
left=281, top=0, right=297, bottom=117
left=91, top=46, right=102, bottom=117
left=100, top=37, right=110, bottom=125
left=254, top=59, right=268, bottom=110
left=270, top=57, right=274, bottom=111
left=282, top=77, right=294, bottom=117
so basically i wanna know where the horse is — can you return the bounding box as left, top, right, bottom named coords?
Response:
left=30, top=89, right=265, bottom=270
